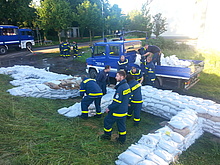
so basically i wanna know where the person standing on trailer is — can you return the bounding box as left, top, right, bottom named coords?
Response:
left=142, top=44, right=161, bottom=65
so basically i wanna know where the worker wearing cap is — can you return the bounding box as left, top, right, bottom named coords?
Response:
left=79, top=76, right=103, bottom=119
left=101, top=71, right=131, bottom=144
left=143, top=55, right=156, bottom=86
left=142, top=44, right=161, bottom=65
left=117, top=55, right=129, bottom=72
left=126, top=74, right=143, bottom=126
left=96, top=65, right=111, bottom=95
left=129, top=66, right=144, bottom=84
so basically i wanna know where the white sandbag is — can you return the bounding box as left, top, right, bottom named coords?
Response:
left=168, top=119, right=188, bottom=130
left=138, top=134, right=160, bottom=148
left=154, top=148, right=174, bottom=163
left=115, top=160, right=128, bottom=165
left=146, top=153, right=169, bottom=165
left=128, top=144, right=153, bottom=158
left=158, top=139, right=179, bottom=154
left=118, top=150, right=143, bottom=165
left=137, top=160, right=157, bottom=165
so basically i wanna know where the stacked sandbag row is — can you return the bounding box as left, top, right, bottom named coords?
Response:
left=141, top=86, right=220, bottom=138
left=115, top=109, right=204, bottom=165
left=7, top=83, right=79, bottom=99
left=0, top=65, right=81, bottom=99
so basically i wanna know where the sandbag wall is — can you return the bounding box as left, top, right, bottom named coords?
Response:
left=0, top=65, right=80, bottom=99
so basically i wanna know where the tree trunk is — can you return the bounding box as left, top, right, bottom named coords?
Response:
left=89, top=29, right=92, bottom=46
left=58, top=31, right=61, bottom=43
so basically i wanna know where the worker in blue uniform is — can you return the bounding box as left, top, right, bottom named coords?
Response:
left=79, top=76, right=103, bottom=119
left=72, top=41, right=80, bottom=58
left=101, top=71, right=131, bottom=144
left=62, top=41, right=71, bottom=58
left=126, top=74, right=143, bottom=126
left=59, top=41, right=64, bottom=57
left=129, top=66, right=144, bottom=84
left=142, top=55, right=156, bottom=86
left=142, top=44, right=161, bottom=65
left=117, top=55, right=129, bottom=72
left=96, top=65, right=111, bottom=95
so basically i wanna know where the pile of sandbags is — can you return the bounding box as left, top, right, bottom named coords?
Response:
left=0, top=65, right=81, bottom=99
left=115, top=109, right=204, bottom=165
left=160, top=54, right=191, bottom=67
left=134, top=54, right=192, bottom=67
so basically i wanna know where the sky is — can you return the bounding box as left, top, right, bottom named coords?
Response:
left=108, top=0, right=147, bottom=14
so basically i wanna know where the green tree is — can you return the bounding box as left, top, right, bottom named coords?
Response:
left=106, top=4, right=123, bottom=34
left=0, top=0, right=36, bottom=27
left=75, top=0, right=102, bottom=43
left=127, top=3, right=152, bottom=38
left=36, top=0, right=73, bottom=41
left=152, top=13, right=167, bottom=38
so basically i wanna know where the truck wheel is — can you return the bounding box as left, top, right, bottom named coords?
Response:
left=26, top=43, right=32, bottom=50
left=154, top=79, right=161, bottom=89
left=0, top=46, right=7, bottom=55
left=89, top=69, right=97, bottom=79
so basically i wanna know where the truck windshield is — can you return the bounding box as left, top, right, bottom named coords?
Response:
left=94, top=46, right=106, bottom=56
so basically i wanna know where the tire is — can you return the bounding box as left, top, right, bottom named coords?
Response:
left=154, top=78, right=161, bottom=89
left=0, top=46, right=7, bottom=55
left=26, top=43, right=32, bottom=50
left=89, top=69, right=97, bottom=79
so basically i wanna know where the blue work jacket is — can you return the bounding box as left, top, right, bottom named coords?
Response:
left=80, top=78, right=103, bottom=98
left=128, top=79, right=143, bottom=104
left=108, top=79, right=131, bottom=117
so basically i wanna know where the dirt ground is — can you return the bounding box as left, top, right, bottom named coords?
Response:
left=0, top=54, right=87, bottom=76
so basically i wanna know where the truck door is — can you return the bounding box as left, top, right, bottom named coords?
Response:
left=92, top=45, right=107, bottom=68
left=108, top=45, right=121, bottom=77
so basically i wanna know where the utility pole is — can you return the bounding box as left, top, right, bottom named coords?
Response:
left=100, top=0, right=104, bottom=41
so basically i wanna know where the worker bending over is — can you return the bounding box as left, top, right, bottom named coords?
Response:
left=79, top=76, right=103, bottom=119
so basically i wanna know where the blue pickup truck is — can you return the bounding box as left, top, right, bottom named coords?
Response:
left=0, top=25, right=35, bottom=55
left=86, top=40, right=204, bottom=90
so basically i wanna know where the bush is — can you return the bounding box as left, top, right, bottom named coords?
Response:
left=142, top=37, right=191, bottom=50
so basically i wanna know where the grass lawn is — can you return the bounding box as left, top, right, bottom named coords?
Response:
left=1, top=42, right=220, bottom=164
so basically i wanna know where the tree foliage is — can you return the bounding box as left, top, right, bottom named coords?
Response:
left=152, top=13, right=167, bottom=38
left=75, top=0, right=102, bottom=41
left=36, top=0, right=73, bottom=41
left=127, top=3, right=152, bottom=38
left=0, top=0, right=36, bottom=27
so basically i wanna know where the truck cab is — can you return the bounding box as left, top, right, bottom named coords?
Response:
left=86, top=40, right=141, bottom=78
left=0, top=25, right=35, bottom=55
